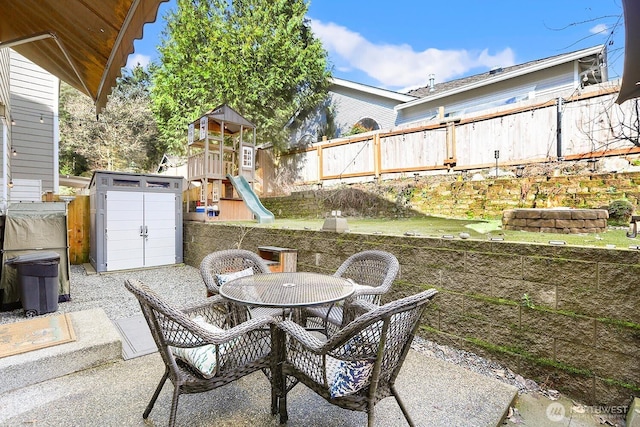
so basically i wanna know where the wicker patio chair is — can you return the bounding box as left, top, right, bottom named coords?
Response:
left=200, top=249, right=284, bottom=321
left=124, top=279, right=275, bottom=427
left=200, top=249, right=271, bottom=296
left=275, top=289, right=438, bottom=426
left=304, top=250, right=400, bottom=335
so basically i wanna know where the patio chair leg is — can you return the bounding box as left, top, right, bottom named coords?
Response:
left=168, top=384, right=181, bottom=427
left=278, top=394, right=288, bottom=424
left=143, top=369, right=169, bottom=419
left=391, top=384, right=415, bottom=427
left=271, top=384, right=278, bottom=415
left=367, top=408, right=375, bottom=427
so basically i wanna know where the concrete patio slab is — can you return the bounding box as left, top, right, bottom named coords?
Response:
left=0, top=308, right=121, bottom=394
left=0, top=348, right=516, bottom=426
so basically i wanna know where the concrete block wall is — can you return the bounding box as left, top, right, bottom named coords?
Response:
left=184, top=222, right=640, bottom=406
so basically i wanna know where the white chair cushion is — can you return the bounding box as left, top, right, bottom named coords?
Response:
left=215, top=267, right=253, bottom=286
left=171, top=316, right=233, bottom=379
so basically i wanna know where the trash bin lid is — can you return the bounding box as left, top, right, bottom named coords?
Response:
left=5, top=251, right=60, bottom=265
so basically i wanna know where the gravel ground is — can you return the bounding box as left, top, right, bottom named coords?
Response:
left=0, top=264, right=208, bottom=325
left=411, top=336, right=541, bottom=395
left=0, top=263, right=542, bottom=396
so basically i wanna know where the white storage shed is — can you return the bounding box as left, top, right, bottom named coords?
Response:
left=89, top=171, right=183, bottom=272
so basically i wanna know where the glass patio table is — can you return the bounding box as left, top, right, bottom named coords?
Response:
left=219, top=271, right=355, bottom=312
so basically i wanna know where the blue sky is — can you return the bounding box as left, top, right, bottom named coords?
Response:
left=127, top=0, right=625, bottom=93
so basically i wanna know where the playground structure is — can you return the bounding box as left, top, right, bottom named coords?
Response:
left=184, top=104, right=274, bottom=223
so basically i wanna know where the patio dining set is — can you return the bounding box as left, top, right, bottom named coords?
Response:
left=124, top=249, right=438, bottom=427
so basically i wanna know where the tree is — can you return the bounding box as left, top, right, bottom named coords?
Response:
left=59, top=66, right=163, bottom=174
left=151, top=0, right=331, bottom=153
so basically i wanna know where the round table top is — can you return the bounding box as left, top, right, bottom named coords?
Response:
left=219, top=272, right=355, bottom=308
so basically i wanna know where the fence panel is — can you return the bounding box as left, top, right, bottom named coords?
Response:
left=562, top=93, right=633, bottom=156
left=267, top=88, right=640, bottom=188
left=280, top=149, right=319, bottom=184
left=321, top=139, right=374, bottom=178
left=380, top=130, right=447, bottom=170
left=456, top=105, right=558, bottom=166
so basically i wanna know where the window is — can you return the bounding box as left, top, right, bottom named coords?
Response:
left=242, top=147, right=253, bottom=169
left=355, top=117, right=380, bottom=131
left=348, top=117, right=381, bottom=135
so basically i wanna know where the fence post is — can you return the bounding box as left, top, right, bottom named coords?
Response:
left=374, top=133, right=380, bottom=179
left=557, top=97, right=563, bottom=159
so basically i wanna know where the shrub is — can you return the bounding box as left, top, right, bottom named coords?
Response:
left=608, top=199, right=634, bottom=226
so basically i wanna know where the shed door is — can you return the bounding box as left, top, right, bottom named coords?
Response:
left=143, top=192, right=176, bottom=268
left=105, top=191, right=144, bottom=271
left=105, top=191, right=176, bottom=271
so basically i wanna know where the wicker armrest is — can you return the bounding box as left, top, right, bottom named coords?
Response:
left=176, top=295, right=272, bottom=345
left=346, top=299, right=377, bottom=315
left=277, top=320, right=326, bottom=353
left=180, top=295, right=230, bottom=325
left=185, top=314, right=273, bottom=346
left=351, top=283, right=382, bottom=297
left=340, top=299, right=378, bottom=327
left=181, top=294, right=226, bottom=314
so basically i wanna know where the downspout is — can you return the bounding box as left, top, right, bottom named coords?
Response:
left=556, top=97, right=563, bottom=159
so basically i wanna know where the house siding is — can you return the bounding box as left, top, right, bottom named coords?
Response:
left=0, top=49, right=9, bottom=111
left=290, top=86, right=406, bottom=146
left=10, top=50, right=58, bottom=192
left=330, top=87, right=400, bottom=134
left=396, top=62, right=578, bottom=126
left=0, top=48, right=10, bottom=205
left=289, top=106, right=325, bottom=145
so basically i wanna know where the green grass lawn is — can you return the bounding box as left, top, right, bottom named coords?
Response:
left=222, top=216, right=640, bottom=249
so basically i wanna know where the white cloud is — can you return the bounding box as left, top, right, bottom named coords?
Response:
left=126, top=53, right=151, bottom=69
left=589, top=24, right=608, bottom=35
left=310, top=19, right=515, bottom=90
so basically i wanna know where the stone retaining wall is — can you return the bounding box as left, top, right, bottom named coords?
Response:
left=184, top=222, right=640, bottom=407
left=261, top=172, right=640, bottom=220
left=502, top=208, right=609, bottom=233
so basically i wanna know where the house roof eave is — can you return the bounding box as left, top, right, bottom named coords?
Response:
left=330, top=77, right=417, bottom=103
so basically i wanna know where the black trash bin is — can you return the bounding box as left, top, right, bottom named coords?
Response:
left=5, top=251, right=60, bottom=317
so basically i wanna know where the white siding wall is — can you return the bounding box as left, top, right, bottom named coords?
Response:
left=0, top=48, right=11, bottom=207
left=331, top=87, right=400, bottom=134
left=397, top=62, right=577, bottom=126
left=8, top=178, right=42, bottom=202
left=290, top=87, right=405, bottom=147
left=0, top=49, right=10, bottom=110
left=10, top=50, right=58, bottom=193
left=289, top=106, right=324, bottom=145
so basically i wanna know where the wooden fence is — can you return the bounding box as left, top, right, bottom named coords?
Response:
left=66, top=195, right=90, bottom=264
left=259, top=84, right=640, bottom=193
left=43, top=194, right=90, bottom=265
